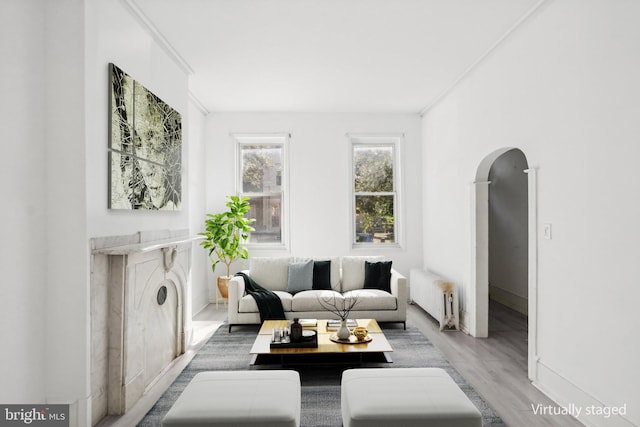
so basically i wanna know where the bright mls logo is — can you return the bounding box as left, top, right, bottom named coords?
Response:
left=0, top=405, right=68, bottom=426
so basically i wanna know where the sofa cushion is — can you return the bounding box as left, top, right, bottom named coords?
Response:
left=292, top=256, right=340, bottom=291
left=250, top=257, right=291, bottom=291
left=343, top=289, right=397, bottom=311
left=312, top=261, right=332, bottom=290
left=341, top=256, right=385, bottom=292
left=363, top=261, right=392, bottom=293
left=287, top=260, right=314, bottom=294
left=239, top=291, right=293, bottom=313
left=291, top=290, right=344, bottom=312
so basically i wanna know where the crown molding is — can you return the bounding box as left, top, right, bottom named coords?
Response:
left=188, top=92, right=209, bottom=115
left=120, top=0, right=194, bottom=75
left=420, top=0, right=549, bottom=116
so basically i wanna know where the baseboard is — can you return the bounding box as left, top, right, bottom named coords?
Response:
left=489, top=285, right=528, bottom=315
left=62, top=396, right=91, bottom=427
left=533, top=360, right=635, bottom=427
left=459, top=310, right=470, bottom=334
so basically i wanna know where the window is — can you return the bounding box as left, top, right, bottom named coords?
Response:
left=236, top=134, right=288, bottom=246
left=351, top=135, right=400, bottom=246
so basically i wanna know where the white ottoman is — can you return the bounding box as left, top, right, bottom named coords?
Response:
left=341, top=368, right=482, bottom=427
left=162, top=370, right=301, bottom=427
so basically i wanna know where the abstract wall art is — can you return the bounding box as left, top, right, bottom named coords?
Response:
left=108, top=63, right=182, bottom=210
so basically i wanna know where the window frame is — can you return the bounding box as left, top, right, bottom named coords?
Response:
left=234, top=133, right=290, bottom=250
left=349, top=134, right=403, bottom=249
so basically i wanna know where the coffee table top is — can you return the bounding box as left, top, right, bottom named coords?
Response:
left=250, top=319, right=393, bottom=356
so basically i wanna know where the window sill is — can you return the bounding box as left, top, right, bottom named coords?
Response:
left=246, top=243, right=289, bottom=251
left=352, top=243, right=403, bottom=250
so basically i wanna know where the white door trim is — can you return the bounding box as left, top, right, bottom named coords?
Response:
left=524, top=167, right=539, bottom=382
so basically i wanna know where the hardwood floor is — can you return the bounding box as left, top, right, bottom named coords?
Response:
left=100, top=301, right=584, bottom=427
left=408, top=300, right=585, bottom=427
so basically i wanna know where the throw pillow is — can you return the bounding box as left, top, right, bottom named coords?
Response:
left=287, top=260, right=314, bottom=294
left=312, top=260, right=332, bottom=290
left=363, top=260, right=392, bottom=293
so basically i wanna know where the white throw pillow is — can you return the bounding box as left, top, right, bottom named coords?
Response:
left=341, top=256, right=385, bottom=292
left=249, top=257, right=292, bottom=291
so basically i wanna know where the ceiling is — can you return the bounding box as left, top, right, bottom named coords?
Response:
left=133, top=0, right=541, bottom=113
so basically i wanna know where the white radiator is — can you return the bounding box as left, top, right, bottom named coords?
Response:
left=409, top=269, right=459, bottom=331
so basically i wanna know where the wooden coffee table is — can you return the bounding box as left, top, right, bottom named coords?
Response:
left=249, top=319, right=393, bottom=365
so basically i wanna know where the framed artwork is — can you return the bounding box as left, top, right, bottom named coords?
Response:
left=108, top=63, right=182, bottom=210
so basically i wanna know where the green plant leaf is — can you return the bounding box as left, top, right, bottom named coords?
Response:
left=200, top=195, right=255, bottom=277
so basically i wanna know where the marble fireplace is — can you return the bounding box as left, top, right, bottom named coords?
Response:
left=90, top=230, right=200, bottom=425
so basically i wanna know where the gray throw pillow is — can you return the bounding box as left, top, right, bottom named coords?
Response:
left=287, top=260, right=314, bottom=294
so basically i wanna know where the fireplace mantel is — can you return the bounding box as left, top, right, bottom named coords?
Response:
left=92, top=234, right=203, bottom=255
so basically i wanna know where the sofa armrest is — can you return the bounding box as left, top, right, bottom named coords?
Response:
left=391, top=268, right=408, bottom=304
left=227, top=272, right=248, bottom=325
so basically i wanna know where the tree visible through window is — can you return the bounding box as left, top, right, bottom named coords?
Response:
left=353, top=141, right=397, bottom=244
left=237, top=135, right=287, bottom=245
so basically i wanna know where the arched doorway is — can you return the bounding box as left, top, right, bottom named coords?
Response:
left=470, top=147, right=538, bottom=381
left=488, top=150, right=528, bottom=315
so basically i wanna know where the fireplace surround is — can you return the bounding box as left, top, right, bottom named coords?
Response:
left=89, top=230, right=200, bottom=425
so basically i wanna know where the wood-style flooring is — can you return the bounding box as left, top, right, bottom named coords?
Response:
left=409, top=300, right=584, bottom=427
left=99, top=301, right=584, bottom=427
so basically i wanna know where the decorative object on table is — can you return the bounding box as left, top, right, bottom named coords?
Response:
left=318, top=293, right=360, bottom=340
left=329, top=334, right=372, bottom=344
left=108, top=63, right=182, bottom=210
left=353, top=326, right=369, bottom=341
left=290, top=318, right=303, bottom=343
left=272, top=325, right=286, bottom=343
left=270, top=327, right=318, bottom=349
left=336, top=320, right=351, bottom=340
left=200, top=196, right=255, bottom=299
left=326, top=319, right=358, bottom=331
left=299, top=319, right=318, bottom=327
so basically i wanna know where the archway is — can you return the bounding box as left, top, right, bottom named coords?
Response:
left=470, top=147, right=538, bottom=381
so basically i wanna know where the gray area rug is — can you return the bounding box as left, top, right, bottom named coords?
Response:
left=138, top=324, right=506, bottom=426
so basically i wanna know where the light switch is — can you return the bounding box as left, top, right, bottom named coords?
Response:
left=543, top=223, right=552, bottom=240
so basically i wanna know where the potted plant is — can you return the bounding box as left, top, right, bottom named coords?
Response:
left=200, top=196, right=255, bottom=298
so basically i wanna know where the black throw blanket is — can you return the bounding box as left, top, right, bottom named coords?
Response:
left=235, top=272, right=286, bottom=321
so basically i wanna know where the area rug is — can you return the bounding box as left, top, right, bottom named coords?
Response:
left=138, top=324, right=506, bottom=426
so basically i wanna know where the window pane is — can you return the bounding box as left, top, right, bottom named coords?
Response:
left=355, top=195, right=395, bottom=243
left=354, top=146, right=393, bottom=192
left=241, top=145, right=283, bottom=193
left=247, top=195, right=282, bottom=244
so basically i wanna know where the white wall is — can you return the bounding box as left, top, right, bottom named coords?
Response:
left=0, top=0, right=47, bottom=404
left=205, top=113, right=423, bottom=295
left=44, top=2, right=89, bottom=423
left=188, top=99, right=209, bottom=313
left=1, top=0, right=93, bottom=421
left=85, top=0, right=190, bottom=238
left=0, top=0, right=205, bottom=424
left=422, top=0, right=640, bottom=425
left=84, top=0, right=207, bottom=422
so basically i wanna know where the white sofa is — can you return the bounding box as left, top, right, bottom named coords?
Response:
left=228, top=256, right=407, bottom=332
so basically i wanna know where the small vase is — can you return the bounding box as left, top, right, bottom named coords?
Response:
left=290, top=318, right=302, bottom=343
left=336, top=319, right=351, bottom=340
